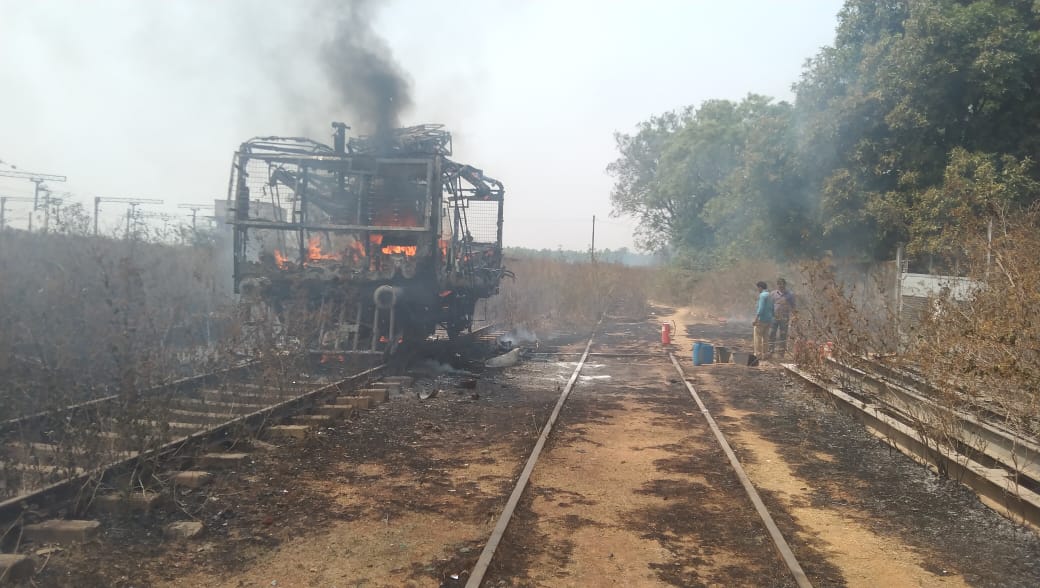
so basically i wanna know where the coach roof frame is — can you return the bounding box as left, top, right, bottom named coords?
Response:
left=227, top=153, right=440, bottom=233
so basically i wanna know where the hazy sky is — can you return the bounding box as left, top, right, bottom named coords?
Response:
left=0, top=0, right=844, bottom=250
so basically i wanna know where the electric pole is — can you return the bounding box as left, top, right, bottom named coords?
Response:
left=0, top=195, right=35, bottom=231
left=0, top=165, right=66, bottom=209
left=177, top=203, right=215, bottom=231
left=590, top=215, right=596, bottom=263
left=38, top=189, right=64, bottom=233
left=93, top=196, right=163, bottom=237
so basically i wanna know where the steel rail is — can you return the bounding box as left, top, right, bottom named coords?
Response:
left=824, top=358, right=1040, bottom=483
left=783, top=363, right=1040, bottom=532
left=0, top=363, right=384, bottom=525
left=468, top=321, right=810, bottom=587
left=0, top=324, right=500, bottom=525
left=857, top=357, right=1040, bottom=436
left=465, top=322, right=599, bottom=588
left=0, top=360, right=258, bottom=435
left=669, top=354, right=813, bottom=588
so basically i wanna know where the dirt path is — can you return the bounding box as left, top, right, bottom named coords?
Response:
left=485, top=320, right=794, bottom=586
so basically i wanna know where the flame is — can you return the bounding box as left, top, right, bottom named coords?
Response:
left=381, top=245, right=417, bottom=256
left=274, top=250, right=289, bottom=268
left=369, top=233, right=384, bottom=245
left=307, top=237, right=338, bottom=262
left=346, top=239, right=366, bottom=262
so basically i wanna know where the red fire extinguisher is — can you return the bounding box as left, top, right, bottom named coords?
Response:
left=661, top=322, right=672, bottom=345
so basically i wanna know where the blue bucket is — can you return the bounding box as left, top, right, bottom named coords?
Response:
left=693, top=342, right=715, bottom=366
left=700, top=343, right=714, bottom=365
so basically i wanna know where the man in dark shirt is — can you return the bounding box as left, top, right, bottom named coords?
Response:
left=769, top=278, right=796, bottom=356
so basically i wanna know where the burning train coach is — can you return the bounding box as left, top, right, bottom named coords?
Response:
left=227, top=123, right=509, bottom=353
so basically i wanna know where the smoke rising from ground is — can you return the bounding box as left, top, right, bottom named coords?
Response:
left=497, top=326, right=539, bottom=348
left=321, top=0, right=413, bottom=138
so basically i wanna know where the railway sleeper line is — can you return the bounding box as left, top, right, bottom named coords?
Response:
left=829, top=357, right=1040, bottom=483
left=466, top=321, right=812, bottom=588
left=855, top=357, right=1040, bottom=438
left=0, top=325, right=498, bottom=583
left=783, top=360, right=1040, bottom=533
left=0, top=373, right=384, bottom=583
left=0, top=375, right=370, bottom=500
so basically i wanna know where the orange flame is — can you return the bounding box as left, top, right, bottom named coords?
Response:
left=274, top=250, right=289, bottom=268
left=369, top=233, right=384, bottom=245
left=307, top=237, right=338, bottom=262
left=381, top=245, right=417, bottom=256
left=345, top=239, right=366, bottom=262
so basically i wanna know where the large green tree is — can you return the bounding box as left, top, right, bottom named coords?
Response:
left=609, top=95, right=812, bottom=263
left=796, top=0, right=1040, bottom=259
left=702, top=97, right=814, bottom=260
left=611, top=0, right=1040, bottom=265
left=607, top=108, right=691, bottom=252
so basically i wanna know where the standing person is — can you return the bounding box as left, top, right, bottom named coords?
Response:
left=769, top=278, right=796, bottom=356
left=753, top=281, right=773, bottom=357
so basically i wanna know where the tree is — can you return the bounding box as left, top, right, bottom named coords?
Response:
left=906, top=148, right=1038, bottom=258
left=609, top=95, right=811, bottom=264
left=611, top=0, right=1040, bottom=266
left=607, top=109, right=691, bottom=252
left=795, top=0, right=1040, bottom=259
left=702, top=97, right=815, bottom=261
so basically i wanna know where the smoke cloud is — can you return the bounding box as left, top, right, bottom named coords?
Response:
left=321, top=0, right=413, bottom=138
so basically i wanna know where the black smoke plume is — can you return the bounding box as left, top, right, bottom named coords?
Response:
left=321, top=0, right=412, bottom=145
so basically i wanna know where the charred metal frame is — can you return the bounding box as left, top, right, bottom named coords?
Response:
left=225, top=124, right=507, bottom=352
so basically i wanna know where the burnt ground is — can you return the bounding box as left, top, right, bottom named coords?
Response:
left=674, top=309, right=1040, bottom=587
left=22, top=309, right=1040, bottom=587
left=31, top=333, right=574, bottom=587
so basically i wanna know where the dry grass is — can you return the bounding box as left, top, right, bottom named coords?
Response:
left=0, top=230, right=234, bottom=419
left=905, top=210, right=1040, bottom=438
left=788, top=209, right=1040, bottom=465
left=687, top=260, right=793, bottom=319
left=645, top=259, right=795, bottom=322
left=488, top=257, right=653, bottom=331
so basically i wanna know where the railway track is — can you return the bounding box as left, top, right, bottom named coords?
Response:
left=783, top=356, right=1040, bottom=531
left=12, top=315, right=1040, bottom=584
left=464, top=319, right=812, bottom=587
left=0, top=325, right=499, bottom=582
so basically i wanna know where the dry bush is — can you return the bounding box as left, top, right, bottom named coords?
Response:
left=784, top=208, right=1040, bottom=474
left=0, top=228, right=240, bottom=499
left=907, top=209, right=1040, bottom=438
left=0, top=230, right=234, bottom=419
left=792, top=258, right=898, bottom=370
left=0, top=227, right=377, bottom=503
left=685, top=259, right=793, bottom=320
left=488, top=257, right=652, bottom=332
